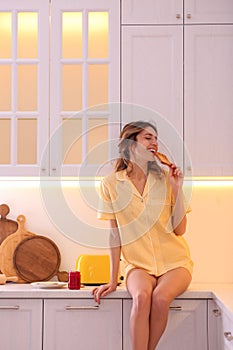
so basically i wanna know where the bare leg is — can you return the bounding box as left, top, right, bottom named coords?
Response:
left=148, top=267, right=192, bottom=350
left=126, top=269, right=157, bottom=350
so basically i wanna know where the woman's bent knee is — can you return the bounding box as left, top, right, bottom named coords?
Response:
left=151, top=291, right=172, bottom=313
left=132, top=290, right=152, bottom=313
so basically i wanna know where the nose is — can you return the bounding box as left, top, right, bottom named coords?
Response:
left=151, top=138, right=158, bottom=146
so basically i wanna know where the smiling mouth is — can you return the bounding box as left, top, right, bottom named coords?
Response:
left=148, top=148, right=156, bottom=155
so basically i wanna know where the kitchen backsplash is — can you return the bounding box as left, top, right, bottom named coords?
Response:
left=0, top=178, right=232, bottom=283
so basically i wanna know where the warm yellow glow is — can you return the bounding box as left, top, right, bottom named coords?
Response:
left=18, top=65, right=38, bottom=111
left=62, top=65, right=82, bottom=111
left=192, top=180, right=233, bottom=187
left=17, top=119, right=37, bottom=164
left=88, top=12, right=108, bottom=58
left=185, top=177, right=233, bottom=187
left=62, top=12, right=82, bottom=58
left=0, top=119, right=11, bottom=164
left=62, top=118, right=83, bottom=164
left=87, top=118, right=108, bottom=164
left=0, top=65, right=11, bottom=110
left=18, top=12, right=38, bottom=58
left=88, top=64, right=108, bottom=108
left=0, top=12, right=12, bottom=58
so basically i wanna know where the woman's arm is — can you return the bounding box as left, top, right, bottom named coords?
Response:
left=172, top=190, right=187, bottom=235
left=93, top=219, right=121, bottom=304
left=169, top=165, right=187, bottom=236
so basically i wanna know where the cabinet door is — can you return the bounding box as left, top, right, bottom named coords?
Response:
left=208, top=300, right=224, bottom=350
left=222, top=310, right=233, bottom=349
left=123, top=299, right=208, bottom=350
left=122, top=0, right=183, bottom=24
left=0, top=0, right=49, bottom=176
left=50, top=0, right=120, bottom=177
left=0, top=299, right=42, bottom=350
left=122, top=26, right=184, bottom=168
left=184, top=25, right=233, bottom=176
left=44, top=299, right=122, bottom=350
left=185, top=0, right=233, bottom=24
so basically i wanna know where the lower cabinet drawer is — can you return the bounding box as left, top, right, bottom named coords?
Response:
left=43, top=298, right=122, bottom=350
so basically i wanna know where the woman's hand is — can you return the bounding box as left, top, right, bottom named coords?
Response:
left=92, top=282, right=118, bottom=304
left=168, top=164, right=184, bottom=196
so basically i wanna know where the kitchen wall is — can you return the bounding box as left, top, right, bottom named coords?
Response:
left=0, top=178, right=232, bottom=283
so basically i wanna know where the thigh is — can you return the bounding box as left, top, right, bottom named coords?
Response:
left=155, top=267, right=192, bottom=301
left=126, top=268, right=157, bottom=297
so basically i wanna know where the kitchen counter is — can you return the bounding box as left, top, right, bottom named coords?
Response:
left=0, top=282, right=212, bottom=299
left=0, top=282, right=233, bottom=319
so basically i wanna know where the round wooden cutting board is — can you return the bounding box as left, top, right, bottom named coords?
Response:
left=13, top=235, right=68, bottom=282
left=0, top=215, right=35, bottom=282
left=0, top=204, right=18, bottom=244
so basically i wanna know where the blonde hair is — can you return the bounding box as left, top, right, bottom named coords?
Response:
left=115, top=121, right=163, bottom=177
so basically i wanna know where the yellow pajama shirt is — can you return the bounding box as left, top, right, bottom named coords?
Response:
left=97, top=169, right=193, bottom=278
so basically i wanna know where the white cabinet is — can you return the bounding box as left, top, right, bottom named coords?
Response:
left=0, top=299, right=42, bottom=350
left=222, top=311, right=233, bottom=350
left=208, top=300, right=224, bottom=350
left=184, top=25, right=233, bottom=176
left=50, top=0, right=120, bottom=177
left=43, top=299, right=122, bottom=350
left=208, top=299, right=233, bottom=350
left=122, top=0, right=183, bottom=25
left=121, top=25, right=184, bottom=167
left=121, top=1, right=233, bottom=176
left=184, top=0, right=233, bottom=24
left=0, top=0, right=49, bottom=176
left=122, top=0, right=233, bottom=24
left=0, top=0, right=120, bottom=176
left=123, top=299, right=208, bottom=350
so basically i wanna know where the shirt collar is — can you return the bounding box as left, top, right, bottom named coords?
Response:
left=115, top=169, right=158, bottom=198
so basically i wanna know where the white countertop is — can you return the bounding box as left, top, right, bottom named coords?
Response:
left=0, top=282, right=233, bottom=319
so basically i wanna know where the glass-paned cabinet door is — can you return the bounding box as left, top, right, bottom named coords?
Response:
left=50, top=0, right=120, bottom=177
left=0, top=0, right=49, bottom=176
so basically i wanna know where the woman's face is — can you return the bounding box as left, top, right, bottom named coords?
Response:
left=132, top=126, right=158, bottom=162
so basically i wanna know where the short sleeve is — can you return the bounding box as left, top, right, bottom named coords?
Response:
left=97, top=178, right=116, bottom=220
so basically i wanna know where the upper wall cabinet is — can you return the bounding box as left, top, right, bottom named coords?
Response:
left=121, top=26, right=184, bottom=168
left=122, top=0, right=183, bottom=24
left=50, top=0, right=120, bottom=177
left=184, top=25, right=233, bottom=176
left=122, top=0, right=233, bottom=24
left=0, top=0, right=49, bottom=176
left=184, top=0, right=233, bottom=24
left=0, top=0, right=120, bottom=176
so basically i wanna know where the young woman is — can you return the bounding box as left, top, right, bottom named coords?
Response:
left=92, top=121, right=193, bottom=350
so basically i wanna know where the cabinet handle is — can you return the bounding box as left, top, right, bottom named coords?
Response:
left=186, top=14, right=192, bottom=19
left=0, top=305, right=20, bottom=310
left=224, top=332, right=233, bottom=341
left=213, top=309, right=221, bottom=317
left=176, top=14, right=181, bottom=19
left=65, top=305, right=99, bottom=311
left=169, top=306, right=182, bottom=311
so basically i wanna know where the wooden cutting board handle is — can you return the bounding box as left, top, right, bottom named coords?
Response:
left=0, top=204, right=18, bottom=244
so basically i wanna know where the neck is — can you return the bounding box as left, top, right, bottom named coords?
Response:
left=127, top=161, right=148, bottom=179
